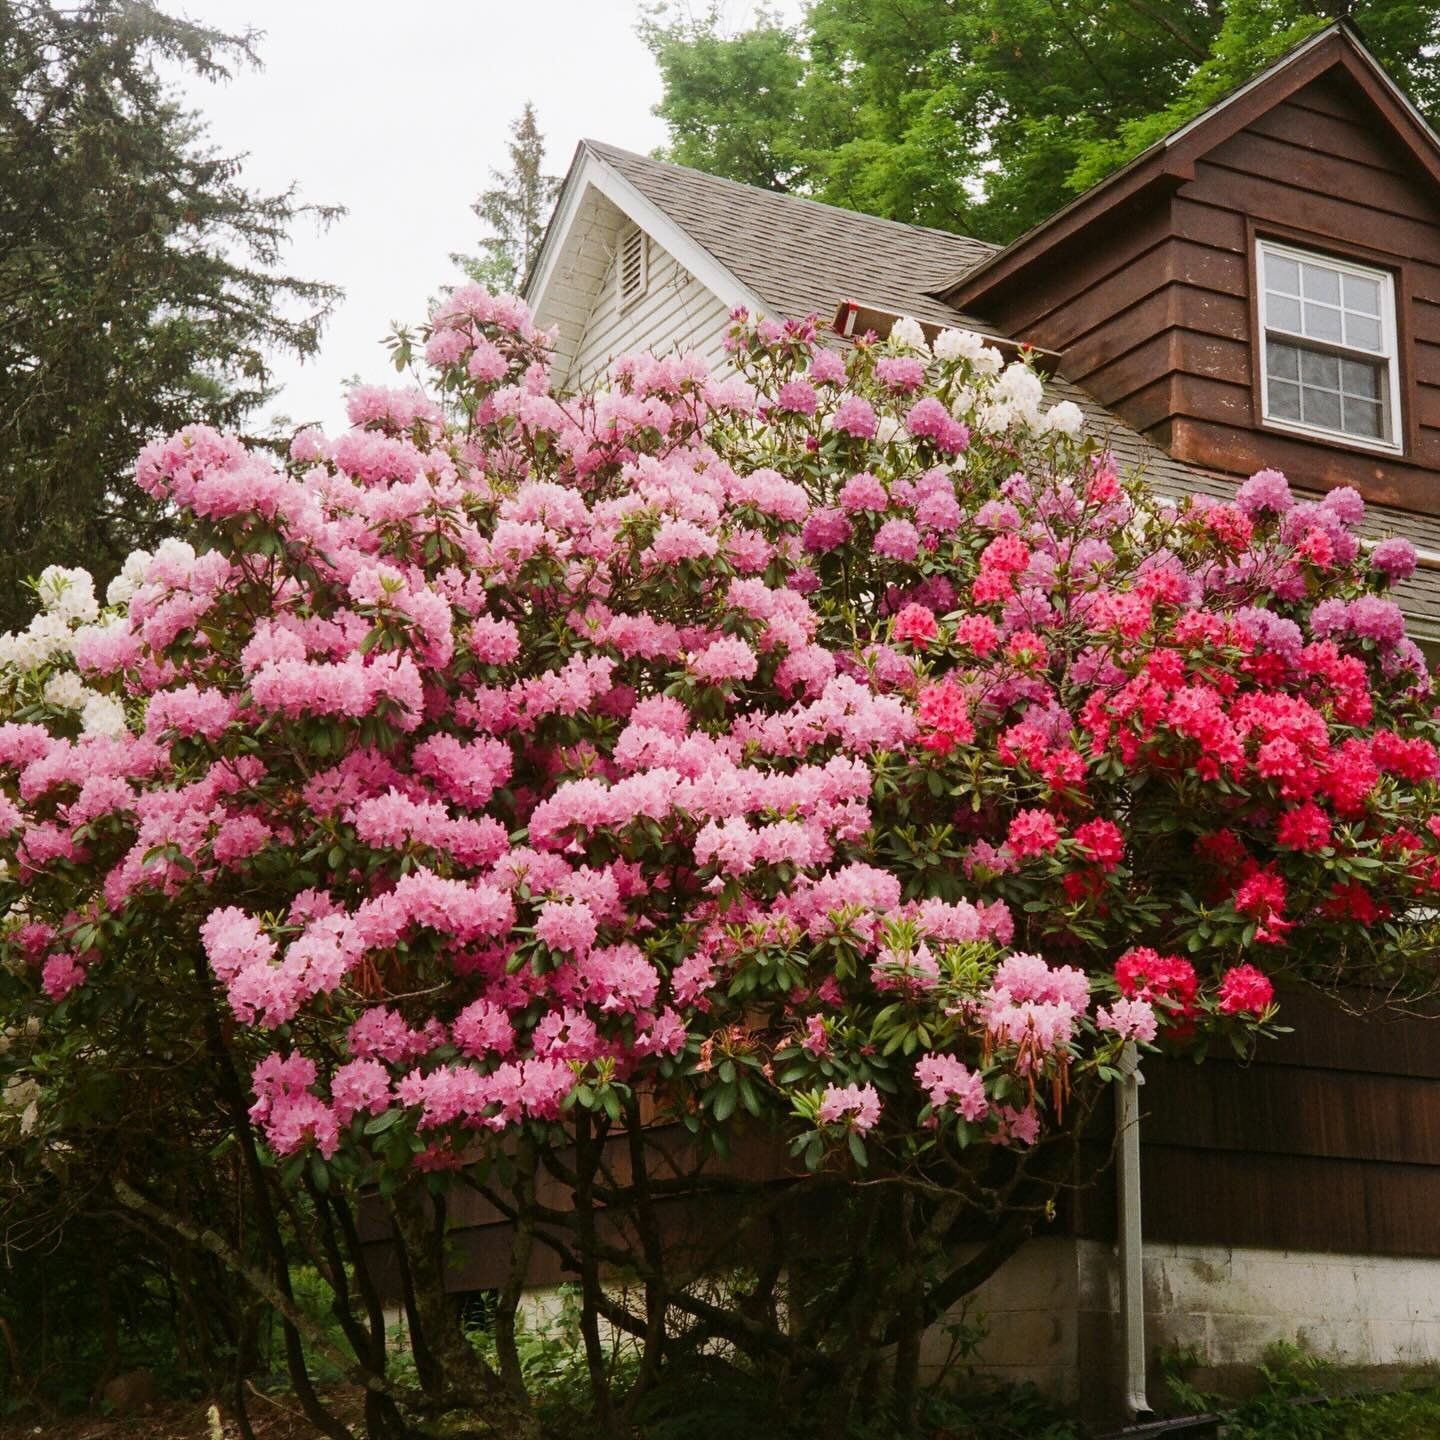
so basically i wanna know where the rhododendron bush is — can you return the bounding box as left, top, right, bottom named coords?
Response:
left=3, top=285, right=1439, bottom=1428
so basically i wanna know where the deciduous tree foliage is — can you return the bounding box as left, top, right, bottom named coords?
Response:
left=640, top=0, right=1440, bottom=242
left=3, top=291, right=1439, bottom=1429
left=0, top=0, right=341, bottom=630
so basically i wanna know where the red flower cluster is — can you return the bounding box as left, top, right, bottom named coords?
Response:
left=1275, top=802, right=1331, bottom=852
left=1073, top=819, right=1124, bottom=871
left=1233, top=867, right=1290, bottom=945
left=1007, top=808, right=1061, bottom=858
left=1217, top=963, right=1275, bottom=1016
left=1004, top=629, right=1048, bottom=668
left=916, top=681, right=974, bottom=754
left=1115, top=947, right=1199, bottom=1031
left=1200, top=503, right=1253, bottom=552
left=953, top=614, right=999, bottom=656
left=892, top=603, right=939, bottom=646
left=971, top=533, right=1030, bottom=603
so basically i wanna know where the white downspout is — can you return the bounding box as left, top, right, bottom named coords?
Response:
left=1117, top=1040, right=1152, bottom=1418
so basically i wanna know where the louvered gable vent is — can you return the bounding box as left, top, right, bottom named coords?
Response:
left=617, top=225, right=647, bottom=309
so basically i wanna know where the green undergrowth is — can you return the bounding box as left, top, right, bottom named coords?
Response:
left=457, top=1289, right=1084, bottom=1439
left=1169, top=1342, right=1440, bottom=1440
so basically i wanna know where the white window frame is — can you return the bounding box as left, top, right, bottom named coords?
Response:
left=1255, top=238, right=1403, bottom=455
left=616, top=225, right=648, bottom=312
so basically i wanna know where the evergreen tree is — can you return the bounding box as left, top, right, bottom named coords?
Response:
left=0, top=0, right=342, bottom=627
left=453, top=101, right=560, bottom=291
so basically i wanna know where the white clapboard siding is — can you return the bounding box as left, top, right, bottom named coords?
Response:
left=538, top=186, right=618, bottom=382
left=570, top=231, right=732, bottom=390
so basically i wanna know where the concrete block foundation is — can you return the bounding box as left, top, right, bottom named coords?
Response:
left=924, top=1238, right=1440, bottom=1419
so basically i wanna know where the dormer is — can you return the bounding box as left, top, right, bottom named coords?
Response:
left=938, top=23, right=1440, bottom=518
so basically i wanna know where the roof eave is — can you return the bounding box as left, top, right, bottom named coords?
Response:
left=525, top=141, right=769, bottom=322
left=521, top=140, right=589, bottom=306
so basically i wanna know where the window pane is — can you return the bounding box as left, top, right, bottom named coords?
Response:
left=1342, top=395, right=1384, bottom=437
left=1300, top=349, right=1340, bottom=388
left=1265, top=252, right=1301, bottom=294
left=1268, top=377, right=1302, bottom=420
left=1302, top=263, right=1341, bottom=304
left=1340, top=357, right=1381, bottom=399
left=1267, top=294, right=1302, bottom=332
left=1302, top=386, right=1342, bottom=429
left=1304, top=303, right=1343, bottom=342
left=1267, top=341, right=1300, bottom=380
left=1343, top=273, right=1381, bottom=315
left=1257, top=245, right=1396, bottom=444
left=1344, top=313, right=1382, bottom=352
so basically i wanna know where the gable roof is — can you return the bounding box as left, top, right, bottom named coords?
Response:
left=525, top=134, right=1440, bottom=637
left=941, top=21, right=1440, bottom=312
left=532, top=143, right=1220, bottom=499
left=578, top=141, right=997, bottom=334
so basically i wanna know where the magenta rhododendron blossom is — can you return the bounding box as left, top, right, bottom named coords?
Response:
left=1217, top=963, right=1276, bottom=1015
left=892, top=602, right=939, bottom=646
left=1, top=282, right=1438, bottom=1215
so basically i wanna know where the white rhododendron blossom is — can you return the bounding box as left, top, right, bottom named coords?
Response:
left=933, top=326, right=985, bottom=363
left=1043, top=399, right=1086, bottom=437
left=35, top=565, right=99, bottom=624
left=80, top=692, right=128, bottom=740
left=42, top=671, right=88, bottom=711
left=105, top=549, right=153, bottom=607
left=888, top=315, right=928, bottom=351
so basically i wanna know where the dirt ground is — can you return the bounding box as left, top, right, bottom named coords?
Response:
left=0, top=1388, right=366, bottom=1440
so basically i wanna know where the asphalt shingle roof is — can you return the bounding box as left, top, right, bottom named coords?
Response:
left=584, top=140, right=997, bottom=332
left=581, top=141, right=1440, bottom=634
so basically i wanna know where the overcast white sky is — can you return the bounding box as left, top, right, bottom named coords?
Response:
left=166, top=1, right=804, bottom=432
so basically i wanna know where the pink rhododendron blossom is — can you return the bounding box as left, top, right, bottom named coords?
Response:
left=838, top=472, right=888, bottom=513
left=452, top=998, right=517, bottom=1058
left=41, top=952, right=86, bottom=1001
left=688, top=636, right=758, bottom=683
left=330, top=1058, right=393, bottom=1124
left=1096, top=998, right=1158, bottom=1044
left=818, top=1082, right=881, bottom=1133
left=831, top=395, right=878, bottom=438
left=874, top=356, right=925, bottom=393
left=801, top=506, right=853, bottom=553
left=915, top=1053, right=988, bottom=1121
left=801, top=1014, right=829, bottom=1057
left=872, top=519, right=920, bottom=562
left=1372, top=537, right=1417, bottom=582
left=5, top=283, right=1437, bottom=1338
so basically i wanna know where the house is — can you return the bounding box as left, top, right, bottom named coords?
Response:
left=500, top=20, right=1440, bottom=1413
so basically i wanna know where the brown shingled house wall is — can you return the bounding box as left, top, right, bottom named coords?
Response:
left=1068, top=995, right=1440, bottom=1257
left=970, top=69, right=1440, bottom=516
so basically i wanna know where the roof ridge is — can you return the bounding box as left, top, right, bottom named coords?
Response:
left=581, top=138, right=1000, bottom=253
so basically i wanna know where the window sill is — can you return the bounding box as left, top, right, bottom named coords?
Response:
left=1259, top=415, right=1404, bottom=460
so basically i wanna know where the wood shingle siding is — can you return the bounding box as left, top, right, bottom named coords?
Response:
left=967, top=64, right=1440, bottom=515
left=1123, top=994, right=1440, bottom=1256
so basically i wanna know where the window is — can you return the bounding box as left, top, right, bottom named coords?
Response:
left=617, top=226, right=648, bottom=310
left=1257, top=240, right=1401, bottom=452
